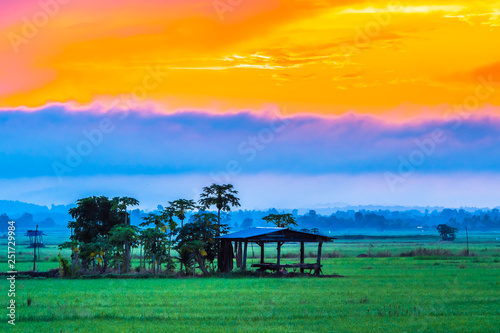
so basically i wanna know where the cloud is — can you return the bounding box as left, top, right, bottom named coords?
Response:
left=339, top=5, right=465, bottom=14
left=442, top=61, right=500, bottom=87
left=1, top=105, right=500, bottom=180
left=2, top=0, right=500, bottom=111
left=473, top=61, right=500, bottom=80
left=444, top=5, right=500, bottom=26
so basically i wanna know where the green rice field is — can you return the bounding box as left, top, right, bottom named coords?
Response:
left=2, top=231, right=499, bottom=332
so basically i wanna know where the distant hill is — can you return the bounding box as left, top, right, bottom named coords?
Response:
left=0, top=200, right=75, bottom=231
left=0, top=200, right=49, bottom=215
left=1, top=200, right=499, bottom=233
left=0, top=200, right=75, bottom=216
left=290, top=205, right=497, bottom=215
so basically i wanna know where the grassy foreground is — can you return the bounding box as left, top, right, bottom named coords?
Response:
left=6, top=256, right=500, bottom=332
left=2, top=232, right=500, bottom=332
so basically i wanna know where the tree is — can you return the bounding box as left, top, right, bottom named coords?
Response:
left=240, top=218, right=253, bottom=229
left=354, top=212, right=364, bottom=224
left=139, top=228, right=169, bottom=274
left=263, top=213, right=298, bottom=228
left=69, top=196, right=121, bottom=242
left=198, top=184, right=240, bottom=236
left=86, top=236, right=114, bottom=273
left=157, top=206, right=179, bottom=272
left=437, top=224, right=458, bottom=241
left=139, top=213, right=170, bottom=274
left=112, top=197, right=139, bottom=273
left=161, top=206, right=178, bottom=253
left=175, top=212, right=229, bottom=275
left=0, top=213, right=10, bottom=232
left=67, top=196, right=123, bottom=270
left=169, top=199, right=198, bottom=228
left=108, top=224, right=139, bottom=273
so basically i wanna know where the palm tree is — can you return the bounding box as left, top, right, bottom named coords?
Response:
left=108, top=224, right=139, bottom=273
left=198, top=184, right=241, bottom=236
left=139, top=213, right=167, bottom=274
left=160, top=206, right=178, bottom=270
left=169, top=199, right=198, bottom=228
left=112, top=197, right=139, bottom=273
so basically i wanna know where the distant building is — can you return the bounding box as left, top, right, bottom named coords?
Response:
left=24, top=230, right=46, bottom=248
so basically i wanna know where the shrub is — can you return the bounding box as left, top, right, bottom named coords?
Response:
left=400, top=247, right=453, bottom=257
left=372, top=250, right=392, bottom=258
left=324, top=250, right=345, bottom=258
left=281, top=252, right=298, bottom=259
left=359, top=295, right=369, bottom=303
left=307, top=251, right=318, bottom=258
left=58, top=254, right=72, bottom=277
left=164, top=257, right=176, bottom=273
left=458, top=249, right=476, bottom=256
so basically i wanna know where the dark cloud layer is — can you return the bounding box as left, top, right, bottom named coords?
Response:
left=1, top=106, right=500, bottom=179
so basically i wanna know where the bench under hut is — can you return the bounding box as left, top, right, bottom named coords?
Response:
left=217, top=227, right=335, bottom=275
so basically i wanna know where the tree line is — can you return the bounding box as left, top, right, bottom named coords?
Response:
left=59, top=184, right=240, bottom=275
left=58, top=184, right=298, bottom=276
left=294, top=208, right=500, bottom=230
left=3, top=204, right=499, bottom=233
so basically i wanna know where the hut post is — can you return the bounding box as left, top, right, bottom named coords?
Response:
left=233, top=241, right=236, bottom=265
left=315, top=242, right=323, bottom=275
left=237, top=241, right=243, bottom=268
left=219, top=240, right=234, bottom=273
left=276, top=242, right=282, bottom=273
left=300, top=242, right=305, bottom=274
left=260, top=242, right=265, bottom=264
left=242, top=241, right=248, bottom=271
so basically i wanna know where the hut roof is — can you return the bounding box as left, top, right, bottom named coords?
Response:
left=217, top=227, right=335, bottom=243
left=24, top=230, right=46, bottom=236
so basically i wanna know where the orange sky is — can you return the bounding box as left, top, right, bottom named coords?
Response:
left=1, top=0, right=500, bottom=119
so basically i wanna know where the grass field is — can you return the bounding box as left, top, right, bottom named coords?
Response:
left=2, top=231, right=500, bottom=332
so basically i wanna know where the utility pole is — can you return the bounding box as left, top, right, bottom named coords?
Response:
left=466, top=225, right=469, bottom=256
left=33, top=225, right=38, bottom=271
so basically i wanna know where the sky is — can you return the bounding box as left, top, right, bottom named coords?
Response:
left=1, top=0, right=499, bottom=210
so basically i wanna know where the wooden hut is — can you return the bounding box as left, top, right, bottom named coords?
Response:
left=25, top=230, right=46, bottom=248
left=217, top=227, right=335, bottom=275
